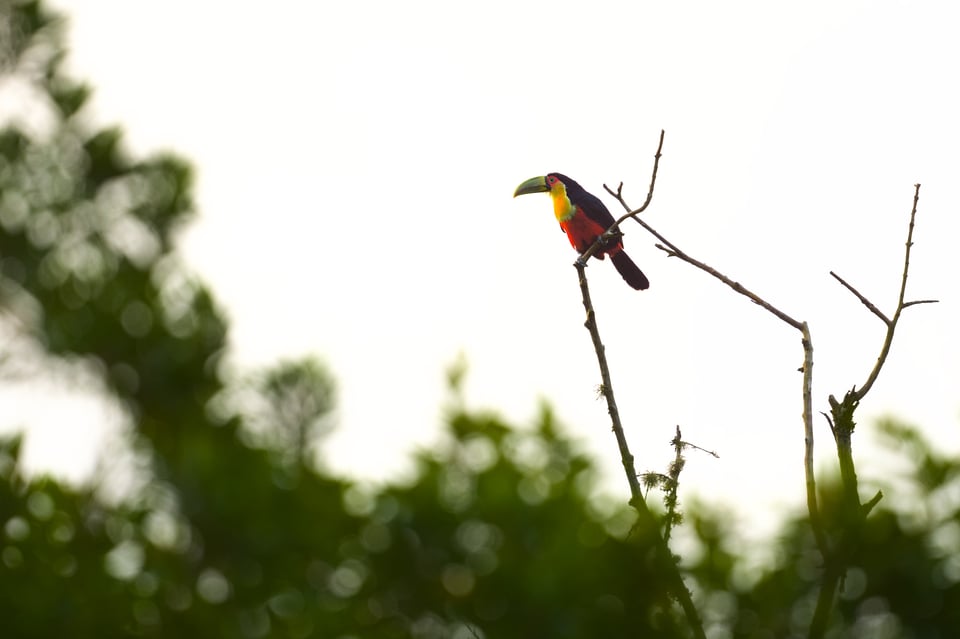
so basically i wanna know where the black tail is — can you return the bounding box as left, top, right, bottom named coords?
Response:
left=611, top=251, right=650, bottom=290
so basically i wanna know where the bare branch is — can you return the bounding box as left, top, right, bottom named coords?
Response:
left=830, top=271, right=891, bottom=325
left=647, top=234, right=804, bottom=331
left=570, top=131, right=705, bottom=639
left=574, top=262, right=644, bottom=501
left=853, top=184, right=929, bottom=401
left=608, top=170, right=806, bottom=330
left=602, top=134, right=806, bottom=333
left=802, top=323, right=828, bottom=557
left=599, top=132, right=824, bottom=564
left=574, top=260, right=705, bottom=639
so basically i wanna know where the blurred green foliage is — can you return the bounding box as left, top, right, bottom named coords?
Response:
left=2, top=3, right=959, bottom=638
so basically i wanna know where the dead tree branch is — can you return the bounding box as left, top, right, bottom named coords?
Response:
left=575, top=261, right=705, bottom=639
left=599, top=158, right=827, bottom=561
left=829, top=271, right=891, bottom=324
left=573, top=131, right=705, bottom=639
left=832, top=184, right=937, bottom=402
left=575, top=262, right=644, bottom=502
left=808, top=184, right=934, bottom=638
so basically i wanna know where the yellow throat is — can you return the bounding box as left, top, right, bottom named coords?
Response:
left=549, top=182, right=575, bottom=223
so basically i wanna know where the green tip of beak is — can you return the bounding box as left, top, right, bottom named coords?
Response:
left=514, top=176, right=549, bottom=197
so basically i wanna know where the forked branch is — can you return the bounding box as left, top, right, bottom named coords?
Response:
left=808, top=184, right=933, bottom=639
left=830, top=184, right=937, bottom=402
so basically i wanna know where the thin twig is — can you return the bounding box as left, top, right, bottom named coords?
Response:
left=902, top=299, right=939, bottom=309
left=820, top=412, right=836, bottom=438
left=678, top=440, right=720, bottom=459
left=829, top=271, right=891, bottom=325
left=625, top=128, right=665, bottom=216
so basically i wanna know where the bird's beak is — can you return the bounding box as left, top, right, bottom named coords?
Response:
left=513, top=176, right=549, bottom=197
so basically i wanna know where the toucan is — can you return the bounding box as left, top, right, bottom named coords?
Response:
left=514, top=173, right=649, bottom=290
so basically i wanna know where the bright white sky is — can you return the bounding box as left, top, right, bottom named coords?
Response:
left=10, top=1, right=959, bottom=533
